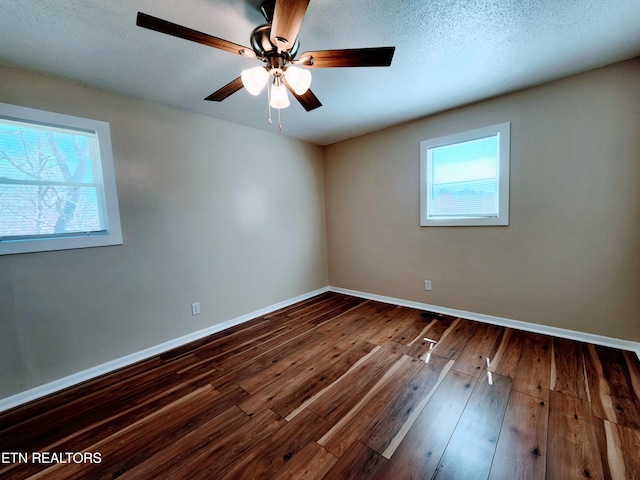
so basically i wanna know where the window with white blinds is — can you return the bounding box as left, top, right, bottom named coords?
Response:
left=420, top=122, right=510, bottom=226
left=0, top=102, right=122, bottom=255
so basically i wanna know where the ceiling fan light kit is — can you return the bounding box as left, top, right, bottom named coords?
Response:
left=269, top=73, right=290, bottom=109
left=284, top=67, right=312, bottom=95
left=136, top=0, right=395, bottom=130
left=241, top=66, right=269, bottom=96
left=241, top=66, right=310, bottom=101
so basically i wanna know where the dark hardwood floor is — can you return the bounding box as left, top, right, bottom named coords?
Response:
left=1, top=292, right=639, bottom=479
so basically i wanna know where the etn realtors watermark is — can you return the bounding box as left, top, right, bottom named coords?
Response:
left=1, top=451, right=102, bottom=464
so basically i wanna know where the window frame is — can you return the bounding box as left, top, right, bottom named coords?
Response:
left=0, top=102, right=123, bottom=255
left=419, top=122, right=510, bottom=227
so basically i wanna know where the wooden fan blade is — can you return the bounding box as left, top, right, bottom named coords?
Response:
left=205, top=77, right=244, bottom=102
left=298, top=46, right=395, bottom=68
left=270, top=0, right=310, bottom=52
left=137, top=12, right=255, bottom=57
left=284, top=80, right=322, bottom=111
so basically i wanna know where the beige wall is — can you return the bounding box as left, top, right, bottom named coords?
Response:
left=0, top=66, right=328, bottom=399
left=325, top=58, right=640, bottom=341
left=2, top=57, right=639, bottom=402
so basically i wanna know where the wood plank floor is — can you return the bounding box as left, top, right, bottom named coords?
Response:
left=1, top=292, right=640, bottom=479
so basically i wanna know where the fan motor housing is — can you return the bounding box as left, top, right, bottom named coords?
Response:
left=250, top=24, right=299, bottom=59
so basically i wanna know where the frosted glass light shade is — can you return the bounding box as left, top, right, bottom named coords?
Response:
left=241, top=67, right=269, bottom=95
left=285, top=67, right=312, bottom=95
left=270, top=82, right=290, bottom=109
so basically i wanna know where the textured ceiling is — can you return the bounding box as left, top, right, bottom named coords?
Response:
left=1, top=0, right=639, bottom=145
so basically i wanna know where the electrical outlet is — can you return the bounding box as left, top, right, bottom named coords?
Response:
left=191, top=302, right=200, bottom=316
left=424, top=280, right=432, bottom=291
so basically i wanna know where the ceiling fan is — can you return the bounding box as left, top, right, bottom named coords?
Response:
left=136, top=0, right=395, bottom=129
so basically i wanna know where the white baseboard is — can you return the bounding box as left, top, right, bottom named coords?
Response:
left=329, top=286, right=640, bottom=358
left=3, top=284, right=638, bottom=414
left=0, top=286, right=330, bottom=414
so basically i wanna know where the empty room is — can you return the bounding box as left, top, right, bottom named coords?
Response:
left=1, top=1, right=639, bottom=479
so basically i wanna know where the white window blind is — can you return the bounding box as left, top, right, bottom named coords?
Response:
left=428, top=135, right=499, bottom=218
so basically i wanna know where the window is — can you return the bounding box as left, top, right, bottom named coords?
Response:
left=420, top=122, right=510, bottom=226
left=0, top=102, right=122, bottom=255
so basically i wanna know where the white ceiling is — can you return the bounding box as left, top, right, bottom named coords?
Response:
left=1, top=0, right=639, bottom=145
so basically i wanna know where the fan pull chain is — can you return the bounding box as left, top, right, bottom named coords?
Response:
left=267, top=84, right=273, bottom=125
left=265, top=82, right=283, bottom=131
